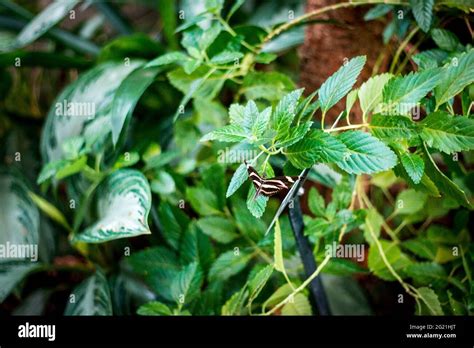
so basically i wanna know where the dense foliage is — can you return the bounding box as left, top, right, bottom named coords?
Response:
left=0, top=0, right=473, bottom=316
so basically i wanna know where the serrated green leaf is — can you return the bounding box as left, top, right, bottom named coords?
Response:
left=363, top=208, right=383, bottom=245
left=416, top=287, right=444, bottom=315
left=405, top=262, right=447, bottom=287
left=72, top=169, right=151, bottom=243
left=246, top=185, right=268, bottom=218
left=196, top=216, right=238, bottom=243
left=273, top=219, right=285, bottom=273
left=170, top=262, right=203, bottom=305
left=358, top=73, right=393, bottom=116
left=286, top=130, right=347, bottom=169
left=137, top=301, right=173, bottom=316
left=401, top=237, right=437, bottom=260
left=248, top=264, right=273, bottom=302
left=281, top=293, right=312, bottom=315
left=65, top=268, right=112, bottom=315
left=335, top=131, right=397, bottom=174
left=431, top=28, right=460, bottom=51
left=410, top=0, right=434, bottom=32
left=272, top=89, right=304, bottom=134
left=382, top=69, right=442, bottom=115
left=308, top=187, right=326, bottom=216
left=413, top=49, right=449, bottom=70
left=319, top=56, right=366, bottom=113
left=210, top=51, right=243, bottom=64
left=186, top=187, right=221, bottom=215
left=209, top=250, right=252, bottom=282
left=368, top=240, right=412, bottom=281
left=180, top=222, right=214, bottom=272
left=395, top=189, right=428, bottom=215
left=420, top=111, right=474, bottom=153
left=200, top=124, right=249, bottom=143
left=434, top=49, right=474, bottom=109
left=370, top=114, right=418, bottom=141
left=364, top=4, right=393, bottom=21
left=399, top=152, right=424, bottom=184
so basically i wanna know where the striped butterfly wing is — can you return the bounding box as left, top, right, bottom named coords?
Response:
left=245, top=161, right=299, bottom=197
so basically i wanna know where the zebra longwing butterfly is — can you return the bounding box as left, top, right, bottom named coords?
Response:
left=245, top=160, right=301, bottom=198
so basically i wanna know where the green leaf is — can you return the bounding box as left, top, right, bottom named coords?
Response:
left=431, top=28, right=460, bottom=51
left=397, top=151, right=424, bottom=185
left=286, top=130, right=347, bottom=169
left=335, top=131, right=397, bottom=174
left=147, top=52, right=189, bottom=67
left=226, top=163, right=248, bottom=198
left=196, top=216, right=238, bottom=243
left=308, top=187, right=326, bottom=216
left=416, top=287, right=444, bottom=315
left=209, top=250, right=252, bottom=282
left=221, top=287, right=248, bottom=315
left=248, top=265, right=273, bottom=302
left=420, top=111, right=474, bottom=153
left=180, top=222, right=214, bottom=272
left=413, top=49, right=449, bottom=70
left=232, top=197, right=266, bottom=241
left=410, top=0, right=434, bottom=32
left=137, top=301, right=172, bottom=316
left=55, top=156, right=87, bottom=180
left=12, top=0, right=79, bottom=49
left=322, top=259, right=369, bottom=276
left=363, top=208, right=383, bottom=245
left=434, top=49, right=474, bottom=109
left=281, top=293, right=312, bottom=315
left=394, top=189, right=428, bottom=215
left=421, top=143, right=470, bottom=207
left=170, top=262, right=203, bottom=305
left=370, top=114, right=418, bottom=141
left=186, top=187, right=221, bottom=215
left=65, top=268, right=112, bottom=315
left=0, top=172, right=39, bottom=251
left=273, top=219, right=285, bottom=273
left=272, top=89, right=304, bottom=134
left=241, top=71, right=295, bottom=101
left=28, top=191, right=71, bottom=232
left=200, top=124, right=249, bottom=143
left=127, top=246, right=180, bottom=301
left=382, top=69, right=442, bottom=115
left=358, top=73, right=393, bottom=116
left=210, top=51, right=243, bottom=64
left=368, top=240, right=412, bottom=281
left=158, top=201, right=189, bottom=250
left=0, top=263, right=39, bottom=302
left=401, top=237, right=437, bottom=260
left=405, top=262, right=447, bottom=287
left=73, top=169, right=152, bottom=243
left=246, top=185, right=268, bottom=218
left=319, top=56, right=366, bottom=113
left=111, top=66, right=161, bottom=145
left=41, top=61, right=142, bottom=164
left=150, top=171, right=176, bottom=195
left=364, top=4, right=392, bottom=21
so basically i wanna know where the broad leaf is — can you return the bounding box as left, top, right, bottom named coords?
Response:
left=73, top=169, right=152, bottom=243
left=226, top=163, right=248, bottom=198
left=319, top=56, right=366, bottom=113
left=335, top=131, right=397, bottom=174
left=0, top=263, right=39, bottom=302
left=382, top=69, right=441, bottom=115
left=111, top=66, right=161, bottom=145
left=370, top=114, right=418, bottom=141
left=281, top=293, right=312, bottom=315
left=399, top=152, right=425, bottom=184
left=196, top=216, right=238, bottom=244
left=416, top=287, right=444, bottom=315
left=410, top=0, right=434, bottom=32
left=431, top=28, right=460, bottom=51
left=209, top=250, right=252, bottom=282
left=368, top=240, right=412, bottom=281
left=170, top=262, right=203, bottom=305
left=65, top=268, right=112, bottom=315
left=420, top=112, right=474, bottom=154
left=358, top=73, right=393, bottom=116
left=0, top=172, right=39, bottom=253
left=137, top=301, right=173, bottom=316
left=434, top=49, right=474, bottom=109
left=13, top=0, right=79, bottom=49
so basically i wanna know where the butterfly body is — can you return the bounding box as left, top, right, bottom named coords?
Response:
left=245, top=161, right=300, bottom=198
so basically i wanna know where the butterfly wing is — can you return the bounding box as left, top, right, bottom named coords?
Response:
left=258, top=175, right=300, bottom=197
left=245, top=161, right=264, bottom=192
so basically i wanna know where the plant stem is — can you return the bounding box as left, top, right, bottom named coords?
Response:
left=389, top=26, right=419, bottom=74
left=325, top=123, right=368, bottom=132
left=259, top=1, right=409, bottom=50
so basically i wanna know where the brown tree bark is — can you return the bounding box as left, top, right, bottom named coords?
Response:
left=299, top=0, right=389, bottom=123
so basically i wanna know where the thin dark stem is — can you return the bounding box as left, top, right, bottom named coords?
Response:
left=288, top=169, right=331, bottom=316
